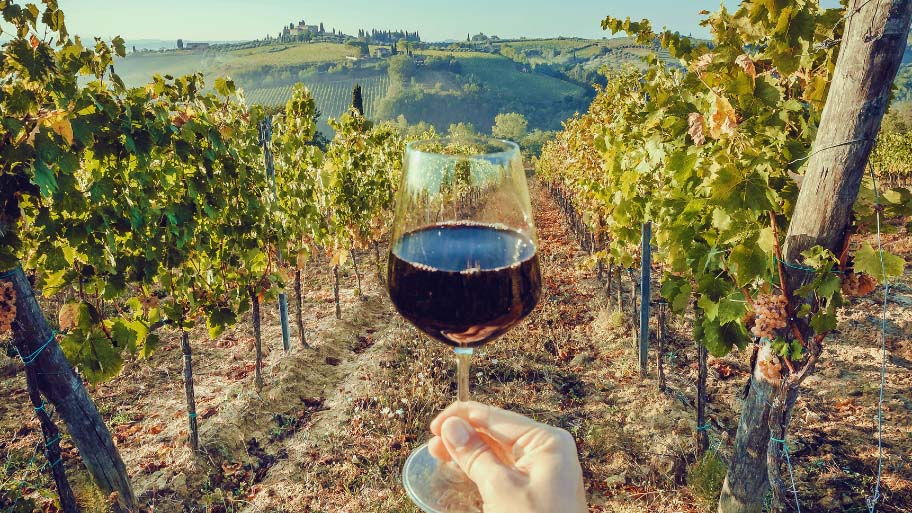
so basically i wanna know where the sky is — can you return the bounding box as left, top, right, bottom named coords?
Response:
left=60, top=0, right=843, bottom=43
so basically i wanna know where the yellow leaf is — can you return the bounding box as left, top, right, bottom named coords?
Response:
left=45, top=112, right=74, bottom=145
left=708, top=94, right=738, bottom=139
left=330, top=249, right=350, bottom=268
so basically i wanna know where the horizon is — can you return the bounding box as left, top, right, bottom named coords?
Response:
left=60, top=0, right=842, bottom=44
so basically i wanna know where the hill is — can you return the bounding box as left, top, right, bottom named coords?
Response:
left=112, top=37, right=673, bottom=136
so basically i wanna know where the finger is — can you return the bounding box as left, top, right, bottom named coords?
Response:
left=427, top=436, right=451, bottom=462
left=431, top=401, right=541, bottom=447
left=440, top=417, right=513, bottom=485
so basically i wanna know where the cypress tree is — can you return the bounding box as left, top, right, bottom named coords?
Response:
left=352, top=84, right=364, bottom=116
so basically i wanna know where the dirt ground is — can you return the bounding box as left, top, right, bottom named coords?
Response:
left=1, top=181, right=909, bottom=513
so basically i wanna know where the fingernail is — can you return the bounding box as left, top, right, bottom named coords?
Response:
left=442, top=417, right=471, bottom=446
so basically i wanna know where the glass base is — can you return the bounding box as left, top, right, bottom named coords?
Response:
left=402, top=442, right=483, bottom=513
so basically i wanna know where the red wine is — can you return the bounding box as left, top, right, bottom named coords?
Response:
left=388, top=222, right=541, bottom=347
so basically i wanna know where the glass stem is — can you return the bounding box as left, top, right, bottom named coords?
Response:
left=454, top=347, right=473, bottom=402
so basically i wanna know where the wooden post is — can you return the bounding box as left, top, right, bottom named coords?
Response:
left=250, top=285, right=264, bottom=390
left=350, top=243, right=363, bottom=297
left=4, top=267, right=137, bottom=511
left=373, top=240, right=384, bottom=284
left=638, top=222, right=652, bottom=378
left=631, top=268, right=638, bottom=341
left=180, top=328, right=199, bottom=451
left=24, top=365, right=79, bottom=513
left=259, top=116, right=291, bottom=352
left=696, top=339, right=709, bottom=455
left=616, top=267, right=623, bottom=312
left=657, top=301, right=667, bottom=392
left=719, top=2, right=912, bottom=511
left=333, top=265, right=342, bottom=319
left=295, top=269, right=310, bottom=349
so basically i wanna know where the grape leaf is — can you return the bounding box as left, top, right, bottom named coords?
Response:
left=853, top=243, right=905, bottom=283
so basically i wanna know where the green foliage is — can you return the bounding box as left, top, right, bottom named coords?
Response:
left=520, top=129, right=555, bottom=157
left=491, top=112, right=528, bottom=142
left=0, top=0, right=321, bottom=381
left=853, top=243, right=906, bottom=282
left=388, top=55, right=417, bottom=84
left=447, top=122, right=477, bottom=139
left=538, top=1, right=909, bottom=362
left=687, top=451, right=727, bottom=509
left=345, top=40, right=369, bottom=59
left=245, top=75, right=390, bottom=135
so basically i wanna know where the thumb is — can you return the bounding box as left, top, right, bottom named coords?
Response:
left=440, top=416, right=512, bottom=486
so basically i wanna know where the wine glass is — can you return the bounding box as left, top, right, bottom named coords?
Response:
left=387, top=136, right=541, bottom=513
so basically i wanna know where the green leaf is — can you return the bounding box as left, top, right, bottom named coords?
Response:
left=810, top=309, right=837, bottom=333
left=696, top=316, right=748, bottom=357
left=757, top=227, right=776, bottom=254
left=817, top=273, right=841, bottom=300
left=214, top=77, right=236, bottom=97
left=661, top=275, right=692, bottom=313
left=59, top=329, right=124, bottom=384
left=141, top=333, right=160, bottom=359
left=698, top=295, right=720, bottom=321
left=111, top=35, right=126, bottom=57
left=206, top=307, right=237, bottom=339
left=33, top=160, right=58, bottom=196
left=754, top=76, right=781, bottom=106
left=728, top=244, right=766, bottom=287
left=790, top=340, right=804, bottom=362
left=110, top=319, right=138, bottom=353
left=854, top=243, right=905, bottom=283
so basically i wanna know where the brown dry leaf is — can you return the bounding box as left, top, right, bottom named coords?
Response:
left=29, top=34, right=40, bottom=50
left=735, top=54, right=757, bottom=78
left=687, top=113, right=706, bottom=146
left=708, top=94, right=738, bottom=139
left=692, top=52, right=714, bottom=72
left=58, top=303, right=80, bottom=331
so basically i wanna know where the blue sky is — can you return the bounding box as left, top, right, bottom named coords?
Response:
left=62, top=0, right=843, bottom=43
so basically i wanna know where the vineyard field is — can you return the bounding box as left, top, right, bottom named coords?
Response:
left=4, top=2, right=912, bottom=513
left=246, top=75, right=390, bottom=134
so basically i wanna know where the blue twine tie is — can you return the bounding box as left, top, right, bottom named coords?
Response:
left=18, top=332, right=57, bottom=366
left=696, top=423, right=711, bottom=431
left=774, top=256, right=845, bottom=274
left=0, top=265, right=20, bottom=279
left=44, top=434, right=61, bottom=447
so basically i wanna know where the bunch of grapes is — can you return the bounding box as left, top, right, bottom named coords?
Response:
left=748, top=294, right=789, bottom=339
left=841, top=272, right=877, bottom=297
left=0, top=282, right=16, bottom=334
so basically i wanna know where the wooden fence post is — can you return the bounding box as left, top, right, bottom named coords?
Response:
left=259, top=116, right=291, bottom=352
left=638, top=222, right=652, bottom=378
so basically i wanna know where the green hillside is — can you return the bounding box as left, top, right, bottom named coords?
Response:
left=245, top=75, right=390, bottom=135
left=113, top=37, right=669, bottom=135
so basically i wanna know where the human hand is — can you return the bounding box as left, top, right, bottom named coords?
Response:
left=428, top=401, right=587, bottom=513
